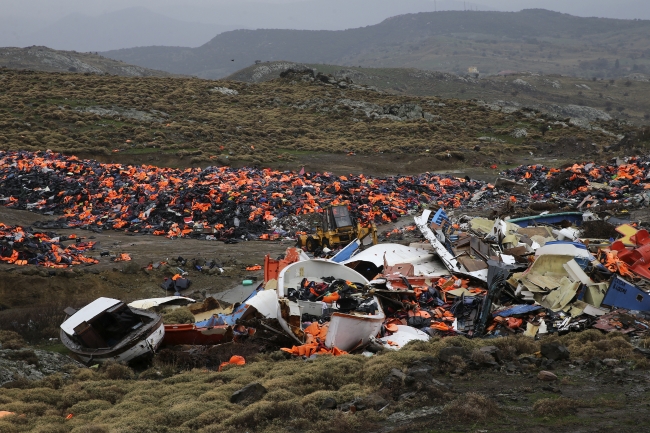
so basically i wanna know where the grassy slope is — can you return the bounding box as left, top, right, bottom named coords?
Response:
left=0, top=331, right=648, bottom=433
left=102, top=10, right=650, bottom=80
left=0, top=69, right=645, bottom=176
left=228, top=62, right=650, bottom=124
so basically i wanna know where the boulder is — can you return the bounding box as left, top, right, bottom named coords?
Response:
left=479, top=345, right=504, bottom=363
left=541, top=342, right=570, bottom=361
left=230, top=382, right=267, bottom=405
left=320, top=397, right=337, bottom=410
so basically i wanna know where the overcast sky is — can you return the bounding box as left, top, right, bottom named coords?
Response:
left=4, top=0, right=650, bottom=23
left=2, top=0, right=649, bottom=51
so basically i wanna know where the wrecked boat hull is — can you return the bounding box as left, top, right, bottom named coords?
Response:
left=60, top=317, right=165, bottom=365
left=274, top=259, right=384, bottom=351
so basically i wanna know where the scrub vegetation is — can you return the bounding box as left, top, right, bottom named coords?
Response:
left=0, top=68, right=646, bottom=175
left=1, top=332, right=648, bottom=432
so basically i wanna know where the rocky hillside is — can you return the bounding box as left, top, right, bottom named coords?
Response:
left=228, top=62, right=650, bottom=125
left=0, top=68, right=647, bottom=176
left=103, top=9, right=650, bottom=79
left=0, top=46, right=175, bottom=77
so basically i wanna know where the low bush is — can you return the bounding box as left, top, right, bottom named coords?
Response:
left=442, top=392, right=499, bottom=421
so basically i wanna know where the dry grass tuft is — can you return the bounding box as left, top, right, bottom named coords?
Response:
left=492, top=335, right=540, bottom=357
left=442, top=392, right=499, bottom=421
left=533, top=397, right=581, bottom=417
left=101, top=362, right=135, bottom=380
left=0, top=330, right=27, bottom=349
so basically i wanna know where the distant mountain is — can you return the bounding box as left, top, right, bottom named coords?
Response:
left=159, top=0, right=492, bottom=31
left=103, top=9, right=650, bottom=79
left=0, top=46, right=175, bottom=77
left=23, top=7, right=241, bottom=52
left=487, top=0, right=650, bottom=20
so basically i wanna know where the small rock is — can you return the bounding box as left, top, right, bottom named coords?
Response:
left=404, top=375, right=416, bottom=386
left=387, top=406, right=442, bottom=424
left=398, top=391, right=417, bottom=401
left=634, top=347, right=650, bottom=358
left=541, top=359, right=555, bottom=370
left=320, top=397, right=337, bottom=410
left=537, top=370, right=558, bottom=381
left=360, top=393, right=389, bottom=411
left=230, top=382, right=267, bottom=405
left=612, top=367, right=626, bottom=375
left=505, top=362, right=519, bottom=373
left=407, top=365, right=434, bottom=378
left=602, top=358, right=620, bottom=367
left=541, top=342, right=570, bottom=361
left=480, top=345, right=504, bottom=363
left=511, top=128, right=528, bottom=138
left=542, top=385, right=561, bottom=393
left=381, top=374, right=402, bottom=391
left=586, top=357, right=603, bottom=369
left=438, top=347, right=468, bottom=363
left=390, top=368, right=406, bottom=380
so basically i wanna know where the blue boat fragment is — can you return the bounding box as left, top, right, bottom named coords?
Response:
left=603, top=276, right=650, bottom=312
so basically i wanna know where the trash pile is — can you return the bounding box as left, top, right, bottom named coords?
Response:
left=0, top=222, right=97, bottom=267
left=503, top=158, right=650, bottom=208
left=180, top=207, right=650, bottom=358
left=4, top=151, right=650, bottom=241
left=0, top=150, right=482, bottom=238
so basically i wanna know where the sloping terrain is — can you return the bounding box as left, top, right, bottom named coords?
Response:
left=228, top=61, right=650, bottom=124
left=103, top=9, right=650, bottom=79
left=0, top=46, right=176, bottom=77
left=0, top=68, right=646, bottom=177
left=0, top=329, right=649, bottom=433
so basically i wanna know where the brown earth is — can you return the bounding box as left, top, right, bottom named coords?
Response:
left=0, top=206, right=288, bottom=312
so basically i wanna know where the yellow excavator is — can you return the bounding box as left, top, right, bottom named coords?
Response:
left=297, top=205, right=378, bottom=252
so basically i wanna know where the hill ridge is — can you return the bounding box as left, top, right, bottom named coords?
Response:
left=102, top=9, right=650, bottom=79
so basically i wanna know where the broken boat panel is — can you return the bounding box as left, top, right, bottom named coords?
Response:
left=127, top=296, right=196, bottom=311
left=507, top=212, right=585, bottom=228
left=377, top=325, right=430, bottom=350
left=603, top=276, right=650, bottom=312
left=341, top=243, right=449, bottom=281
left=330, top=239, right=361, bottom=263
left=414, top=210, right=488, bottom=282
